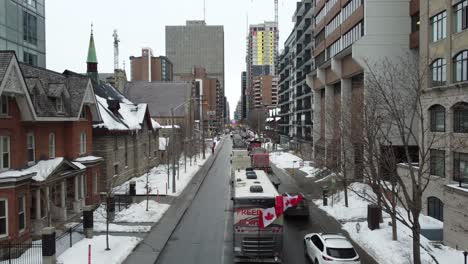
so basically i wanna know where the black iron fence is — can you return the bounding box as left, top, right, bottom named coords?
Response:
left=56, top=222, right=83, bottom=256
left=115, top=194, right=131, bottom=212
left=0, top=240, right=42, bottom=264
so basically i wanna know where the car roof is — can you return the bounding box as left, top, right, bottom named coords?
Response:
left=321, top=234, right=353, bottom=248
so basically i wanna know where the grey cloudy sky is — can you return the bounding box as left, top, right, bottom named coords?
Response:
left=45, top=0, right=296, bottom=117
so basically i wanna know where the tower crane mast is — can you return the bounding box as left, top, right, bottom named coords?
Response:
left=113, top=30, right=120, bottom=71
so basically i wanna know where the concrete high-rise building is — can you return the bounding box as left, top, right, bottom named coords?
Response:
left=165, top=20, right=224, bottom=92
left=252, top=75, right=278, bottom=109
left=234, top=99, right=242, bottom=122
left=166, top=20, right=224, bottom=128
left=130, top=48, right=173, bottom=82
left=0, top=0, right=45, bottom=66
left=246, top=21, right=279, bottom=118
left=241, top=71, right=247, bottom=120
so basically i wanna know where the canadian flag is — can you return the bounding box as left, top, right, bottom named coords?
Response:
left=259, top=207, right=277, bottom=229
left=283, top=194, right=303, bottom=211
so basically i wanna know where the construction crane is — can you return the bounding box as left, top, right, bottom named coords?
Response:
left=250, top=0, right=278, bottom=26
left=113, top=30, right=120, bottom=71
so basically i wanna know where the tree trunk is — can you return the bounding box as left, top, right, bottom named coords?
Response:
left=412, top=218, right=421, bottom=264
left=106, top=208, right=110, bottom=250
left=391, top=183, right=398, bottom=240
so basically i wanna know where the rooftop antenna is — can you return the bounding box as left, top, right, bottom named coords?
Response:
left=113, top=29, right=120, bottom=71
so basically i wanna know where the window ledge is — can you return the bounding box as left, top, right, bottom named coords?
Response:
left=0, top=114, right=11, bottom=119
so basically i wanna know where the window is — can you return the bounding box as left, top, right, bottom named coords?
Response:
left=430, top=59, right=446, bottom=86
left=114, top=164, right=119, bottom=176
left=0, top=200, right=7, bottom=237
left=311, top=235, right=324, bottom=251
left=23, top=11, right=37, bottom=45
left=327, top=248, right=357, bottom=259
left=0, top=136, right=9, bottom=170
left=429, top=105, right=445, bottom=132
left=453, top=102, right=468, bottom=132
left=315, top=7, right=326, bottom=25
left=23, top=52, right=37, bottom=66
left=24, top=0, right=37, bottom=8
left=56, top=97, right=63, bottom=112
left=431, top=11, right=447, bottom=42
left=454, top=0, right=468, bottom=33
left=325, top=13, right=341, bottom=37
left=453, top=151, right=468, bottom=182
left=454, top=50, right=468, bottom=82
left=79, top=132, right=86, bottom=154
left=0, top=96, right=8, bottom=115
left=49, top=133, right=55, bottom=159
left=430, top=149, right=445, bottom=177
left=427, top=197, right=443, bottom=221
left=342, top=0, right=362, bottom=22
left=411, top=14, right=420, bottom=32
left=327, top=39, right=342, bottom=59
left=342, top=22, right=364, bottom=49
left=18, top=196, right=25, bottom=232
left=27, top=133, right=35, bottom=163
left=326, top=0, right=339, bottom=13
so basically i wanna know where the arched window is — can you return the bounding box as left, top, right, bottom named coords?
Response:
left=80, top=132, right=86, bottom=155
left=48, top=133, right=55, bottom=159
left=453, top=102, right=468, bottom=133
left=427, top=196, right=443, bottom=221
left=454, top=50, right=468, bottom=82
left=430, top=58, right=446, bottom=86
left=429, top=105, right=445, bottom=132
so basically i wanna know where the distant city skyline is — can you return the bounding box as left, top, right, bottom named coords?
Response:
left=44, top=0, right=296, bottom=117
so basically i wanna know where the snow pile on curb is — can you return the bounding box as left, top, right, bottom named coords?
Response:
left=94, top=200, right=170, bottom=223
left=57, top=235, right=141, bottom=264
left=314, top=183, right=463, bottom=264
left=270, top=151, right=321, bottom=178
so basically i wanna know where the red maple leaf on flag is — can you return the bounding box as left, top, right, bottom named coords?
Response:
left=265, top=212, right=274, bottom=221
left=285, top=199, right=292, bottom=206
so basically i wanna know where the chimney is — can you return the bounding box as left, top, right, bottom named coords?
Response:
left=107, top=99, right=120, bottom=114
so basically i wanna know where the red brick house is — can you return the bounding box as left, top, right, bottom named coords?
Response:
left=0, top=51, right=102, bottom=242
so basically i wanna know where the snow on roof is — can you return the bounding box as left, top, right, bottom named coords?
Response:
left=159, top=137, right=169, bottom=151
left=233, top=169, right=278, bottom=198
left=74, top=156, right=102, bottom=162
left=93, top=95, right=149, bottom=131
left=0, top=170, right=34, bottom=179
left=151, top=119, right=162, bottom=129
left=161, top=125, right=180, bottom=129
left=26, top=158, right=64, bottom=182
left=72, top=162, right=87, bottom=170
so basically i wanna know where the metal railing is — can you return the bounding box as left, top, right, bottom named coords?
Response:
left=0, top=240, right=42, bottom=264
left=56, top=222, right=83, bottom=256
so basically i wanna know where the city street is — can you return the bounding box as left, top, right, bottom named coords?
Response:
left=150, top=140, right=377, bottom=264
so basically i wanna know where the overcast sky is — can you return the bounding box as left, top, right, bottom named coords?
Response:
left=46, top=0, right=296, bottom=117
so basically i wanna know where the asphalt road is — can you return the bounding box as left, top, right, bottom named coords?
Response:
left=155, top=138, right=233, bottom=264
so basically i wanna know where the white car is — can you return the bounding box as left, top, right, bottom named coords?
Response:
left=304, top=233, right=360, bottom=264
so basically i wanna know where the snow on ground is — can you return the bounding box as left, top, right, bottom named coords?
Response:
left=269, top=151, right=322, bottom=178
left=314, top=183, right=464, bottom=264
left=114, top=149, right=212, bottom=196
left=93, top=222, right=151, bottom=233
left=94, top=200, right=170, bottom=223
left=57, top=235, right=141, bottom=264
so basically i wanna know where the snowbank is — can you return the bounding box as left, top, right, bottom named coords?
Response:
left=314, top=183, right=464, bottom=264
left=270, top=152, right=321, bottom=178
left=94, top=200, right=170, bottom=223
left=57, top=235, right=141, bottom=264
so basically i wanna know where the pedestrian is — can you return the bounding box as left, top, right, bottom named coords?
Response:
left=212, top=141, right=216, bottom=154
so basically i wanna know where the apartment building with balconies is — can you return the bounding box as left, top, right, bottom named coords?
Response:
left=278, top=0, right=315, bottom=152
left=307, top=0, right=414, bottom=178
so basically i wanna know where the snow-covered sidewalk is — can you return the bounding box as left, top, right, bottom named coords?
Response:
left=270, top=151, right=324, bottom=178
left=314, top=183, right=464, bottom=264
left=94, top=200, right=170, bottom=223
left=114, top=149, right=213, bottom=196
left=57, top=235, right=141, bottom=264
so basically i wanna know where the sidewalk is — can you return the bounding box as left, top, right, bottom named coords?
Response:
left=123, top=138, right=225, bottom=264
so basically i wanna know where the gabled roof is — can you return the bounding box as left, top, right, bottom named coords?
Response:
left=20, top=63, right=96, bottom=119
left=0, top=51, right=14, bottom=84
left=124, top=81, right=191, bottom=117
left=93, top=83, right=152, bottom=132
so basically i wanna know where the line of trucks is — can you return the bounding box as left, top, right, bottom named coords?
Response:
left=230, top=132, right=283, bottom=263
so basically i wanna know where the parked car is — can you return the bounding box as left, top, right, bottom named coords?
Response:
left=283, top=192, right=309, bottom=217
left=304, top=233, right=360, bottom=264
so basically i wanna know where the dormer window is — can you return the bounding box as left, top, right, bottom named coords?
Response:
left=56, top=96, right=63, bottom=112
left=0, top=96, right=8, bottom=115
left=80, top=108, right=86, bottom=119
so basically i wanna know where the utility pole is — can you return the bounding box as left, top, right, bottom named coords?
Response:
left=171, top=109, right=176, bottom=193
